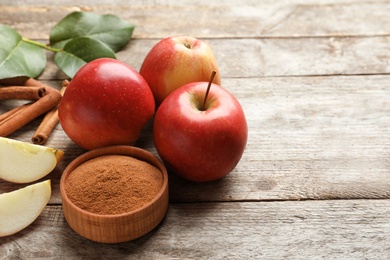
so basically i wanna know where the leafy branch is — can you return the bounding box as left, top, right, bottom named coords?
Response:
left=0, top=11, right=134, bottom=80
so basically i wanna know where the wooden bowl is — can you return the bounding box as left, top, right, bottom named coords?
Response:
left=60, top=145, right=169, bottom=243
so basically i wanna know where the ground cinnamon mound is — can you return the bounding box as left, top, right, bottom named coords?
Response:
left=65, top=155, right=163, bottom=215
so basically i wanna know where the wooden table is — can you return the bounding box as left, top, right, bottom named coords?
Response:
left=1, top=0, right=390, bottom=259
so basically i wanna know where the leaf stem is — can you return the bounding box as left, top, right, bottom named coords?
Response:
left=22, top=38, right=62, bottom=53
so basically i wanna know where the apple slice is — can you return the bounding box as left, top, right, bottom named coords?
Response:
left=0, top=137, right=64, bottom=183
left=0, top=179, right=51, bottom=237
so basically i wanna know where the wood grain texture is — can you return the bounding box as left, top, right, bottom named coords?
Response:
left=167, top=75, right=390, bottom=202
left=1, top=0, right=390, bottom=258
left=1, top=0, right=390, bottom=39
left=20, top=36, right=390, bottom=81
left=1, top=75, right=389, bottom=203
left=116, top=1, right=390, bottom=38
left=1, top=200, right=390, bottom=259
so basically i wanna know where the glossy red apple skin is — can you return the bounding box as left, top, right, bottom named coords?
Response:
left=153, top=82, right=247, bottom=182
left=58, top=58, right=155, bottom=150
left=140, top=36, right=221, bottom=107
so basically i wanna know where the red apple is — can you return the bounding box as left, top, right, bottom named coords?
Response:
left=58, top=58, right=155, bottom=150
left=140, top=36, right=221, bottom=107
left=153, top=79, right=247, bottom=182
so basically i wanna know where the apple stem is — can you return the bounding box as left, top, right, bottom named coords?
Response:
left=202, top=71, right=216, bottom=111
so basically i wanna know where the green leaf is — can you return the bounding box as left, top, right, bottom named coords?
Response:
left=50, top=12, right=134, bottom=52
left=0, top=24, right=46, bottom=80
left=54, top=37, right=116, bottom=78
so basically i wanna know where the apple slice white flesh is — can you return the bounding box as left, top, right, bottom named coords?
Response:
left=0, top=137, right=64, bottom=183
left=0, top=179, right=51, bottom=237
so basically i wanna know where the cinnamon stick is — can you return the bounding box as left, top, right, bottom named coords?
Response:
left=32, top=80, right=68, bottom=144
left=0, top=86, right=46, bottom=100
left=31, top=108, right=60, bottom=144
left=0, top=79, right=62, bottom=137
left=0, top=103, right=33, bottom=124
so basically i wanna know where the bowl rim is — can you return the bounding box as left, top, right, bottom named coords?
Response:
left=60, top=145, right=169, bottom=219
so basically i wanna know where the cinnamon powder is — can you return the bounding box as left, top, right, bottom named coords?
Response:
left=65, top=155, right=163, bottom=215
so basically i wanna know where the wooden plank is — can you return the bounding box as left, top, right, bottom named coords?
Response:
left=119, top=36, right=390, bottom=77
left=1, top=200, right=390, bottom=259
left=169, top=75, right=390, bottom=202
left=1, top=0, right=389, bottom=258
left=1, top=0, right=390, bottom=39
left=32, top=37, right=390, bottom=80
left=1, top=75, right=389, bottom=203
